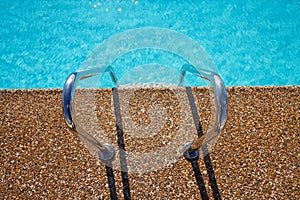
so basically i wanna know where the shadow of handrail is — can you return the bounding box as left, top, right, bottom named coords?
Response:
left=203, top=152, right=221, bottom=200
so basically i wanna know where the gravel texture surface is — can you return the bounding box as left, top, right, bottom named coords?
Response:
left=0, top=86, right=299, bottom=199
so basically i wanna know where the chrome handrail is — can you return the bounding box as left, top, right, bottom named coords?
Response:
left=62, top=67, right=117, bottom=161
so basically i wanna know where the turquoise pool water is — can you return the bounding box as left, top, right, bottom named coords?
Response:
left=0, top=0, right=299, bottom=89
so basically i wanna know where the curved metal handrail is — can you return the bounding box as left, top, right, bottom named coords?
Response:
left=62, top=68, right=117, bottom=161
left=179, top=64, right=228, bottom=150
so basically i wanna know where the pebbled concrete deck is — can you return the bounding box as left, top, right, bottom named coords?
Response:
left=0, top=86, right=299, bottom=199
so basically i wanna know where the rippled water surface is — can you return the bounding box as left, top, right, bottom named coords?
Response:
left=0, top=0, right=299, bottom=88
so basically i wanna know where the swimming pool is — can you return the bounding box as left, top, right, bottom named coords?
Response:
left=1, top=0, right=299, bottom=89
